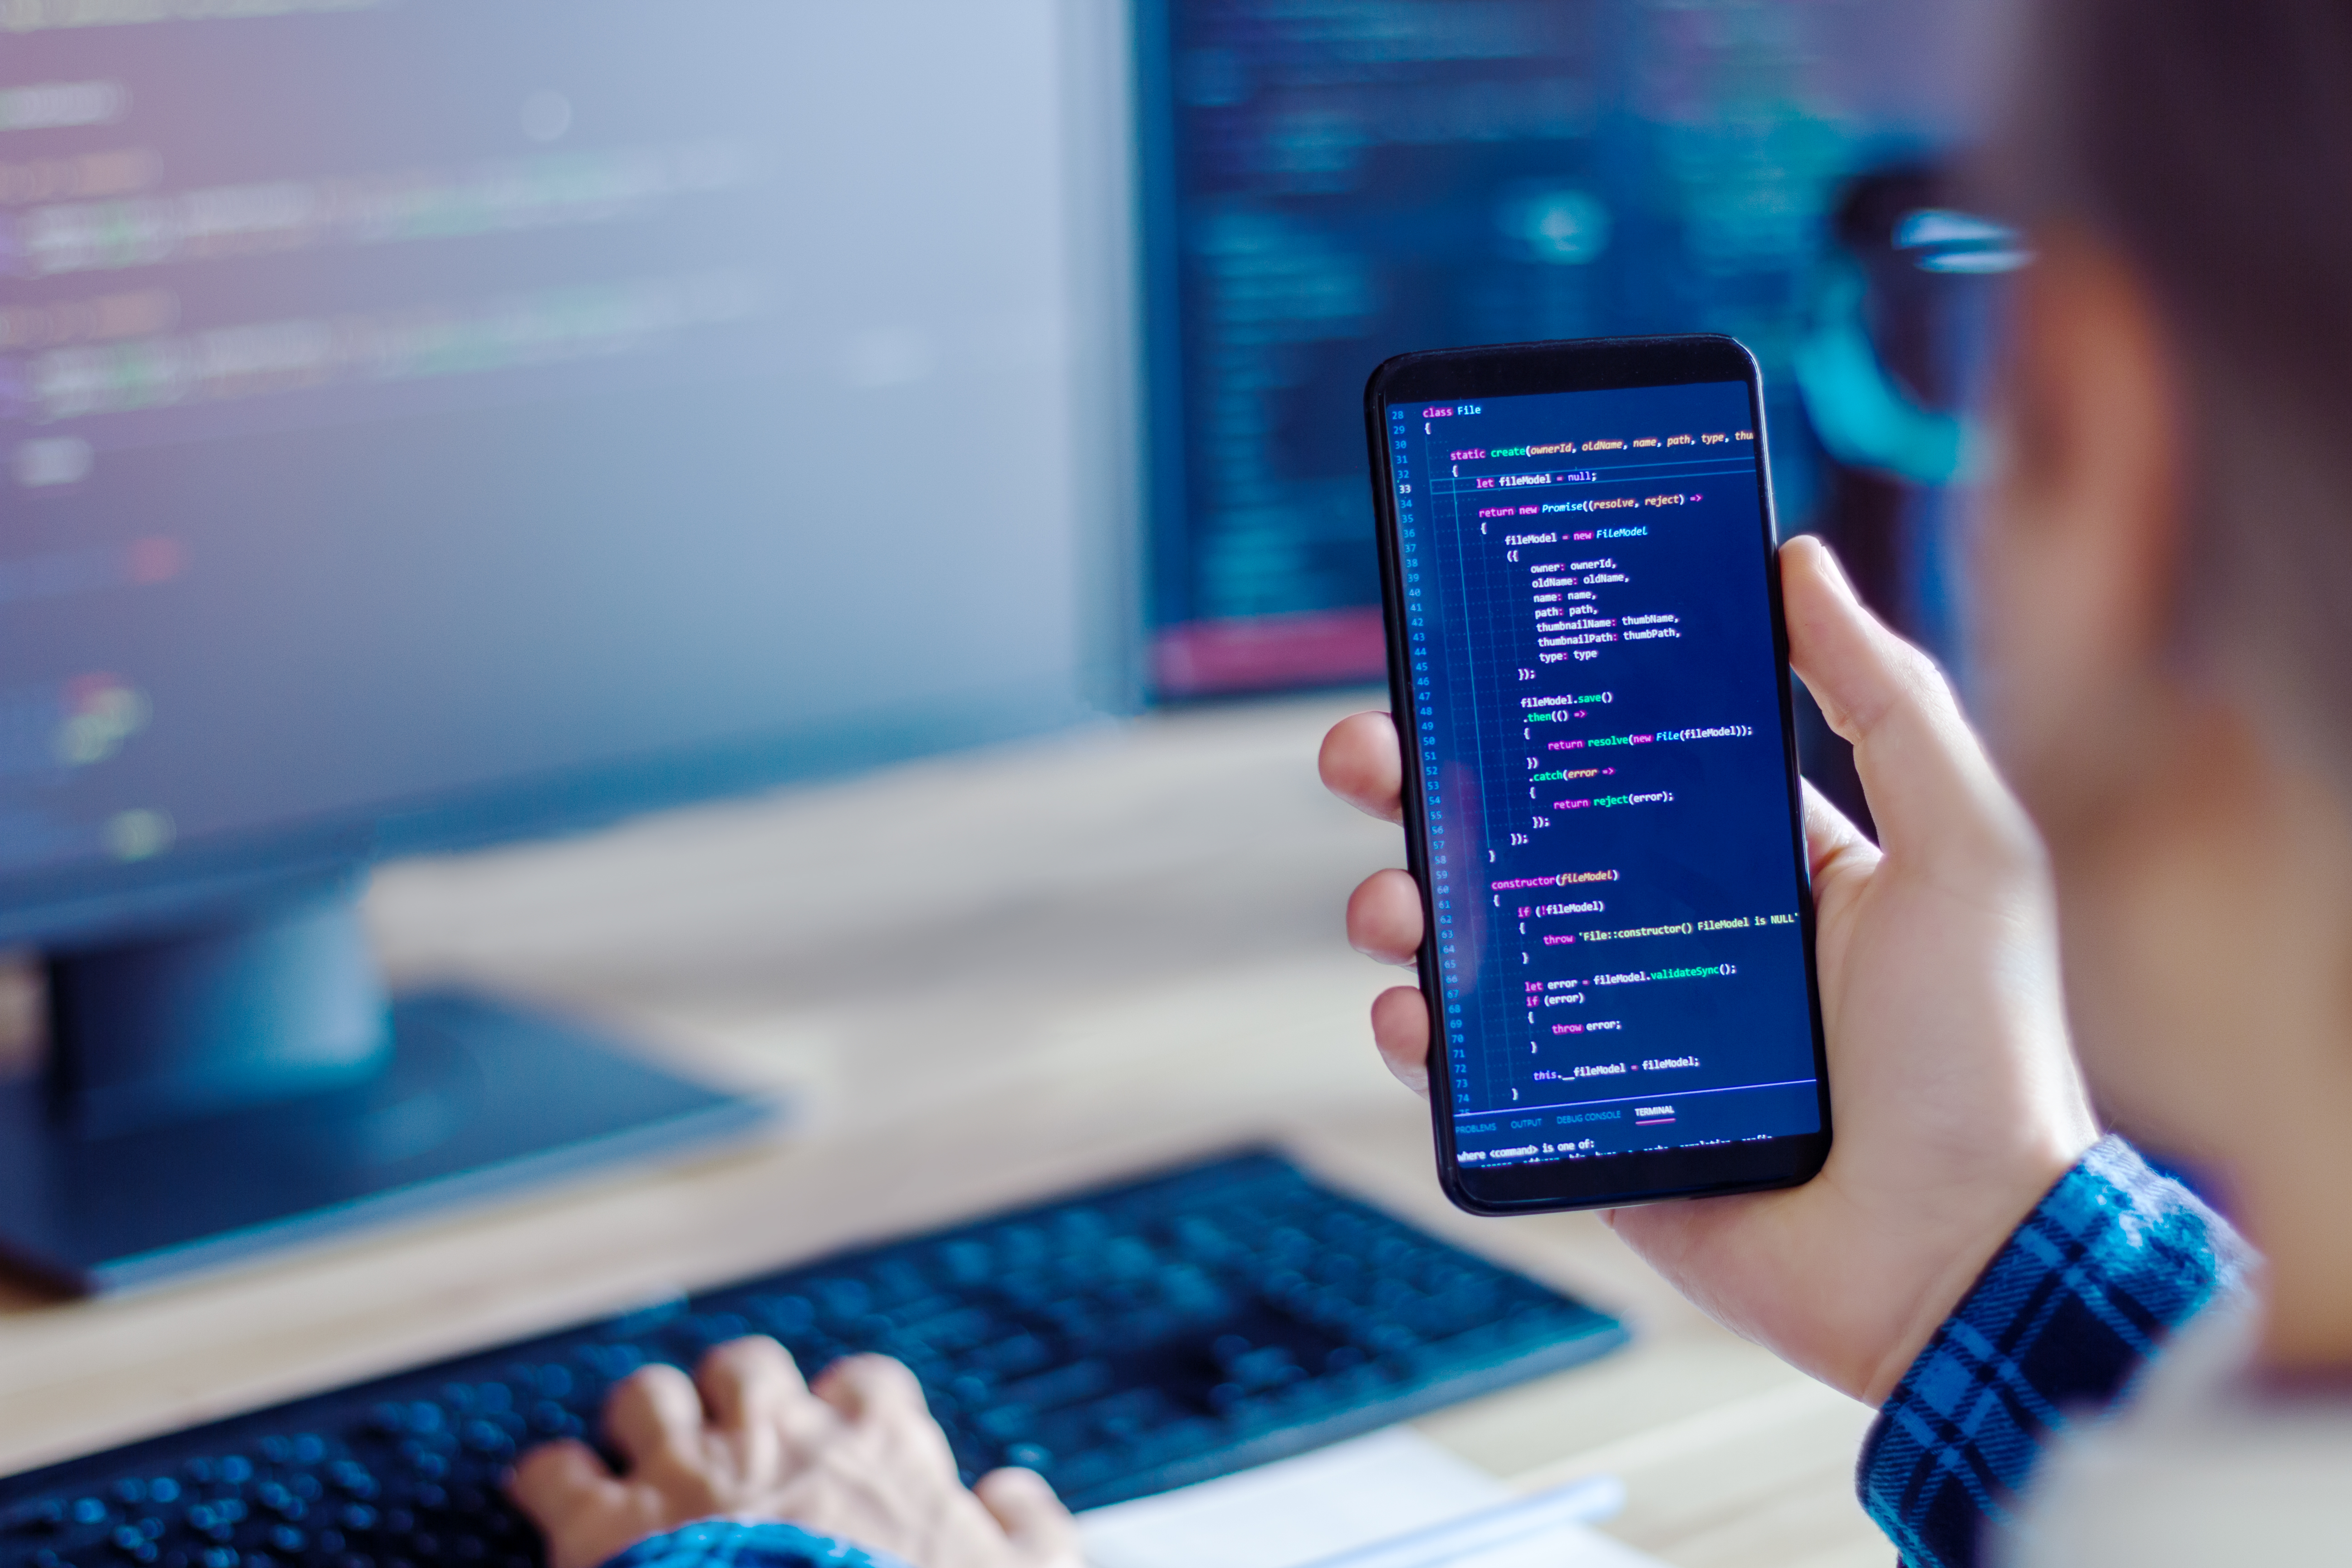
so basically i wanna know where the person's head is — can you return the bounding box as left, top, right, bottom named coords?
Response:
left=1965, top=0, right=2352, bottom=1355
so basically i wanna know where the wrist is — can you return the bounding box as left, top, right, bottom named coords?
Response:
left=1859, top=1136, right=2095, bottom=1406
left=1857, top=1135, right=2254, bottom=1568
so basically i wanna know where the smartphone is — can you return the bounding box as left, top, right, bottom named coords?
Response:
left=1364, top=334, right=1830, bottom=1215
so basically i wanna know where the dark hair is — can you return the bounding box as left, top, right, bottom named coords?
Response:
left=1994, top=0, right=2352, bottom=746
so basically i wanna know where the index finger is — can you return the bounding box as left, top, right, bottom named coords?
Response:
left=507, top=1438, right=619, bottom=1527
left=1319, top=711, right=1403, bottom=824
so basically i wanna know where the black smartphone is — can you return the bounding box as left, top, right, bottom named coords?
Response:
left=1364, top=334, right=1830, bottom=1215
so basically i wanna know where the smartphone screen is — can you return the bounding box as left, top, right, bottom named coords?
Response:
left=1367, top=337, right=1828, bottom=1213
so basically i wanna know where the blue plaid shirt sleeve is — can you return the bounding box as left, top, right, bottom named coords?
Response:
left=601, top=1520, right=913, bottom=1568
left=1857, top=1134, right=2254, bottom=1568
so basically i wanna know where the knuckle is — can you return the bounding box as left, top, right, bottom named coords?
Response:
left=1879, top=640, right=1952, bottom=720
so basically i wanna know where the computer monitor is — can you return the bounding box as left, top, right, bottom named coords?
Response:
left=1135, top=0, right=1986, bottom=697
left=0, top=0, right=1138, bottom=1291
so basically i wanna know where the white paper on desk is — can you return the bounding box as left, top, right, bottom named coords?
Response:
left=1076, top=1427, right=1664, bottom=1568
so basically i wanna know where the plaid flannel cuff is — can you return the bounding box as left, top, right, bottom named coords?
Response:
left=603, top=1519, right=912, bottom=1568
left=1855, top=1135, right=2252, bottom=1568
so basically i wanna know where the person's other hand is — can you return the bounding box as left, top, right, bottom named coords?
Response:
left=1319, top=534, right=2100, bottom=1405
left=509, top=1337, right=1082, bottom=1568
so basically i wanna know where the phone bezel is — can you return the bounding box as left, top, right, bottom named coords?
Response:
left=1364, top=334, right=1832, bottom=1216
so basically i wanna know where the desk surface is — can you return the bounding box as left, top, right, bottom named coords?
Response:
left=0, top=693, right=1885, bottom=1568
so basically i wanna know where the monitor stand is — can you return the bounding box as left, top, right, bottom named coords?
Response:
left=0, top=887, right=774, bottom=1294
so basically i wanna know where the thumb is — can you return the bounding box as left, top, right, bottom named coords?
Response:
left=1779, top=534, right=2033, bottom=877
left=974, top=1468, right=1083, bottom=1567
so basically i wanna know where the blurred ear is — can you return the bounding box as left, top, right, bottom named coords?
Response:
left=1975, top=227, right=2190, bottom=809
left=2002, top=228, right=2184, bottom=643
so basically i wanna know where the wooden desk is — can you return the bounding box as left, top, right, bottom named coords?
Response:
left=0, top=693, right=1884, bottom=1568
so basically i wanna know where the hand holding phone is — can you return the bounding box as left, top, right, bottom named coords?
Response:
left=1329, top=513, right=2099, bottom=1403
left=1367, top=336, right=1829, bottom=1211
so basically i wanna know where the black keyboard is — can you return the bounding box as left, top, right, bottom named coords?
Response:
left=0, top=1151, right=1626, bottom=1568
